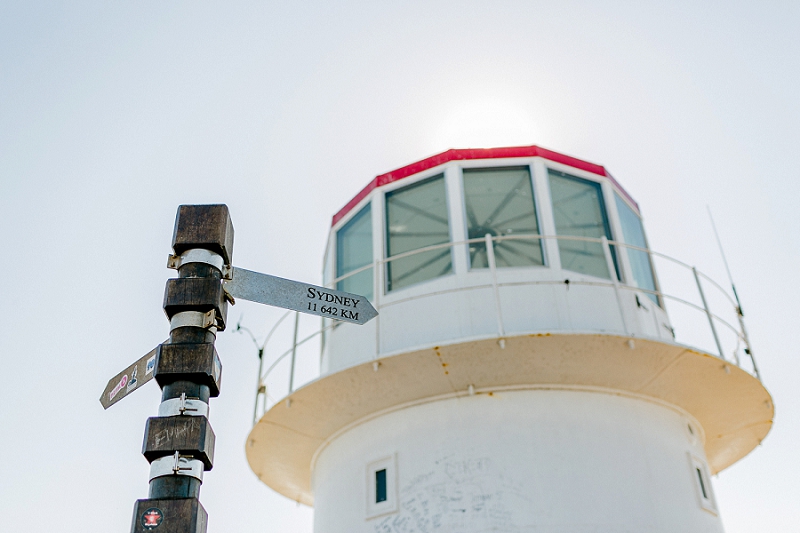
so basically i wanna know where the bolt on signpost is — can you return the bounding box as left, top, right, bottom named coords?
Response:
left=100, top=204, right=377, bottom=533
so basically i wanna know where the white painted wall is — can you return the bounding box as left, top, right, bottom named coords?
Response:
left=312, top=389, right=723, bottom=533
left=324, top=263, right=672, bottom=374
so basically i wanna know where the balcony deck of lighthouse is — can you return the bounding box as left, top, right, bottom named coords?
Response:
left=245, top=146, right=772, bottom=533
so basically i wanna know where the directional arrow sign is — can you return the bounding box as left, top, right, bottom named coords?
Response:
left=223, top=267, right=378, bottom=325
left=100, top=267, right=375, bottom=409
left=100, top=344, right=163, bottom=410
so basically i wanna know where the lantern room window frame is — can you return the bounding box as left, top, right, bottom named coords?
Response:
left=459, top=164, right=546, bottom=271
left=335, top=203, right=374, bottom=301
left=547, top=168, right=621, bottom=281
left=329, top=156, right=659, bottom=305
left=384, top=172, right=454, bottom=293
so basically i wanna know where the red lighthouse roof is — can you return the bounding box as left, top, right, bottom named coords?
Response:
left=332, top=145, right=638, bottom=226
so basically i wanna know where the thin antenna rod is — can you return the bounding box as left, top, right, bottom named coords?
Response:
left=707, top=205, right=743, bottom=316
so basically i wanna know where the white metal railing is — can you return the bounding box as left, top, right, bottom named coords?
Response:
left=249, top=235, right=760, bottom=423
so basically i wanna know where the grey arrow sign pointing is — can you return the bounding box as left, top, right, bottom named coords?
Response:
left=223, top=267, right=378, bottom=325
left=99, top=343, right=164, bottom=409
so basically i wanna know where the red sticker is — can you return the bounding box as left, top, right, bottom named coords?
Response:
left=141, top=507, right=163, bottom=530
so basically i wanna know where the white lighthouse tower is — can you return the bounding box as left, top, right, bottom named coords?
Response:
left=245, top=146, right=772, bottom=532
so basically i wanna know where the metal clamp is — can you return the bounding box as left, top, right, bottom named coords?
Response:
left=169, top=310, right=216, bottom=332
left=168, top=249, right=232, bottom=279
left=149, top=451, right=204, bottom=482
left=158, top=393, right=210, bottom=417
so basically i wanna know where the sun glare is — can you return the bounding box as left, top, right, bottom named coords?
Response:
left=431, top=97, right=541, bottom=149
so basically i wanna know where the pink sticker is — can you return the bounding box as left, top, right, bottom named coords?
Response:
left=109, top=374, right=128, bottom=401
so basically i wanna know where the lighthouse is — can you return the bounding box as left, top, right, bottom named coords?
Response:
left=245, top=146, right=772, bottom=532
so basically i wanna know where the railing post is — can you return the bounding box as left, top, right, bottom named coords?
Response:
left=485, top=234, right=505, bottom=339
left=319, top=318, right=326, bottom=368
left=373, top=258, right=382, bottom=358
left=650, top=294, right=662, bottom=338
left=693, top=267, right=725, bottom=360
left=288, top=311, right=300, bottom=394
left=253, top=347, right=264, bottom=426
left=602, top=237, right=629, bottom=335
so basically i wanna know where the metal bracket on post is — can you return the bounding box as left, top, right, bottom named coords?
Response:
left=149, top=452, right=205, bottom=482
left=158, top=393, right=209, bottom=417
left=168, top=249, right=233, bottom=280
left=169, top=310, right=217, bottom=332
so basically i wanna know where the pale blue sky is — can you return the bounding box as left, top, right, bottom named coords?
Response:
left=1, top=2, right=798, bottom=531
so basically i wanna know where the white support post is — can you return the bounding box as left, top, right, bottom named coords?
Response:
left=602, top=237, right=629, bottom=335
left=485, top=234, right=505, bottom=339
left=288, top=311, right=300, bottom=393
left=252, top=347, right=265, bottom=426
left=373, top=258, right=382, bottom=358
left=650, top=296, right=662, bottom=338
left=693, top=267, right=725, bottom=360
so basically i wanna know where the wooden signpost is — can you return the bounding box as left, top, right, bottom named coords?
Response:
left=101, top=204, right=375, bottom=533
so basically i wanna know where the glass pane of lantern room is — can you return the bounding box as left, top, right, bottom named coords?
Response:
left=385, top=175, right=452, bottom=291
left=463, top=166, right=543, bottom=269
left=548, top=170, right=615, bottom=279
left=336, top=204, right=373, bottom=301
left=614, top=194, right=660, bottom=305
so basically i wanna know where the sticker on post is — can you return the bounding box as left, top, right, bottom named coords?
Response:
left=109, top=375, right=128, bottom=401
left=127, top=365, right=139, bottom=392
left=145, top=355, right=156, bottom=375
left=141, top=507, right=163, bottom=529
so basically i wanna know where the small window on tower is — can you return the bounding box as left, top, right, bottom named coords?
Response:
left=366, top=455, right=397, bottom=519
left=689, top=454, right=717, bottom=514
left=375, top=469, right=387, bottom=503
left=695, top=468, right=708, bottom=499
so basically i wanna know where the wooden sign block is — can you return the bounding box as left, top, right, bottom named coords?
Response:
left=142, top=416, right=216, bottom=470
left=131, top=498, right=207, bottom=533
left=172, top=204, right=234, bottom=265
left=163, top=277, right=228, bottom=330
left=154, top=343, right=222, bottom=397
